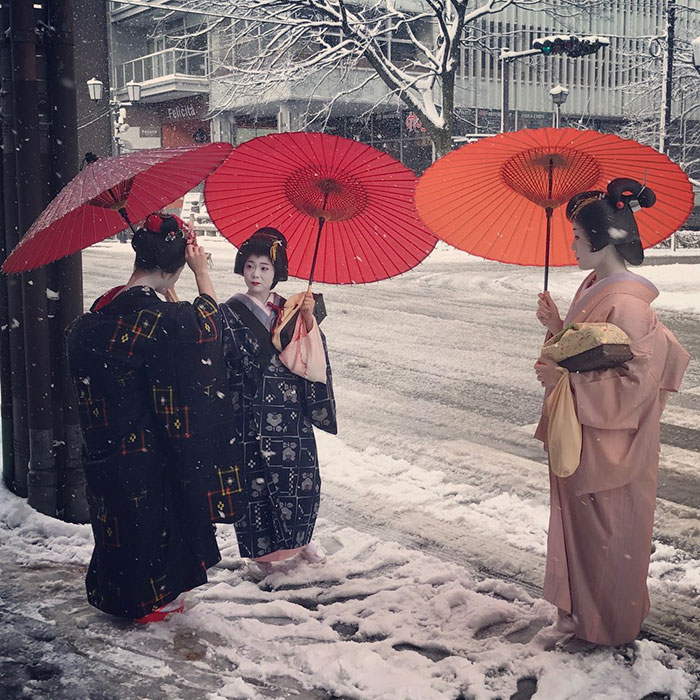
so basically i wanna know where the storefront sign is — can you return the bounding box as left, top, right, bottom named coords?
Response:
left=166, top=103, right=198, bottom=121
left=139, top=126, right=160, bottom=138
left=405, top=112, right=426, bottom=133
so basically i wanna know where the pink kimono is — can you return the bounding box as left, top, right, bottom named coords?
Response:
left=535, top=271, right=690, bottom=646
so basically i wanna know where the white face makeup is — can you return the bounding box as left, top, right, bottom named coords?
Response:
left=571, top=222, right=604, bottom=270
left=243, top=254, right=275, bottom=299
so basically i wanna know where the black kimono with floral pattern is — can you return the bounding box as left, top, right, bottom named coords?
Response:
left=219, top=294, right=337, bottom=559
left=67, top=286, right=236, bottom=619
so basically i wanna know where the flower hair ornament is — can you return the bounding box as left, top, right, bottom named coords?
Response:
left=144, top=213, right=190, bottom=240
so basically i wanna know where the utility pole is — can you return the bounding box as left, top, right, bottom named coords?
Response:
left=10, top=0, right=57, bottom=515
left=0, top=5, right=29, bottom=495
left=47, top=0, right=87, bottom=522
left=0, top=108, right=12, bottom=490
left=659, top=0, right=675, bottom=155
left=501, top=51, right=511, bottom=132
left=658, top=0, right=676, bottom=250
left=500, top=48, right=540, bottom=132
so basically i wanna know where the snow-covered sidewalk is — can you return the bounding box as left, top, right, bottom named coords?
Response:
left=2, top=238, right=698, bottom=699
left=2, top=446, right=698, bottom=700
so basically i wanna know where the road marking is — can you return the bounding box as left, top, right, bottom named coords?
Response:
left=662, top=404, right=700, bottom=430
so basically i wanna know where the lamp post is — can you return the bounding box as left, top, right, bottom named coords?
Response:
left=549, top=84, right=569, bottom=128
left=500, top=47, right=540, bottom=132
left=86, top=77, right=142, bottom=156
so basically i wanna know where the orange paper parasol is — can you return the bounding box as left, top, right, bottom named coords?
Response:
left=415, top=128, right=694, bottom=288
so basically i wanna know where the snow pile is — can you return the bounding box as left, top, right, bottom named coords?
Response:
left=2, top=458, right=699, bottom=699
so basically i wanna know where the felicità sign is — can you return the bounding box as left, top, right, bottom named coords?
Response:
left=166, top=103, right=198, bottom=120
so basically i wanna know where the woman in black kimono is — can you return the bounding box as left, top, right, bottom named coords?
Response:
left=219, top=228, right=337, bottom=579
left=67, top=213, right=234, bottom=622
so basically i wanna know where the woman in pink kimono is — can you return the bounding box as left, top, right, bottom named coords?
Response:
left=534, top=178, right=690, bottom=648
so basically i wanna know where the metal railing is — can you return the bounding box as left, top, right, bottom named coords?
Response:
left=114, top=48, right=208, bottom=90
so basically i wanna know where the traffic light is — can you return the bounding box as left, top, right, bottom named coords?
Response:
left=532, top=35, right=609, bottom=58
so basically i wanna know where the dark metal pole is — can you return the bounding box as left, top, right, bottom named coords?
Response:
left=659, top=0, right=675, bottom=155
left=0, top=5, right=29, bottom=495
left=0, top=108, right=13, bottom=489
left=665, top=0, right=675, bottom=150
left=501, top=56, right=511, bottom=133
left=10, top=0, right=57, bottom=516
left=47, top=0, right=88, bottom=522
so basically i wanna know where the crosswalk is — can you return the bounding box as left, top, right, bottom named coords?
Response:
left=662, top=403, right=700, bottom=430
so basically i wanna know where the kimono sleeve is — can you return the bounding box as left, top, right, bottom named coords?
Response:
left=303, top=330, right=337, bottom=435
left=172, top=294, right=221, bottom=345
left=569, top=299, right=657, bottom=430
left=147, top=295, right=228, bottom=442
left=220, top=303, right=261, bottom=403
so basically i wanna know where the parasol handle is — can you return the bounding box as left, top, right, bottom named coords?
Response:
left=543, top=157, right=555, bottom=292
left=307, top=215, right=325, bottom=286
left=544, top=206, right=553, bottom=292
left=117, top=206, right=138, bottom=235
left=308, top=190, right=329, bottom=286
left=164, top=288, right=179, bottom=303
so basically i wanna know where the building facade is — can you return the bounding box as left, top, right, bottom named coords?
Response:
left=107, top=1, right=700, bottom=175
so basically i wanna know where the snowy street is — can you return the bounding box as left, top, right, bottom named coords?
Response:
left=1, top=238, right=699, bottom=700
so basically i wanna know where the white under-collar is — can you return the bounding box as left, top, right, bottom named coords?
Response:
left=245, top=292, right=274, bottom=316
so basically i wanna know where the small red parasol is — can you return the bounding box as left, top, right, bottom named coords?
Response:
left=2, top=142, right=233, bottom=274
left=204, top=131, right=437, bottom=285
left=415, top=128, right=694, bottom=289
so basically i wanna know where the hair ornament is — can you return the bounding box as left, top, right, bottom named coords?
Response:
left=145, top=213, right=165, bottom=233
left=569, top=193, right=605, bottom=221
left=629, top=183, right=646, bottom=213
left=269, top=239, right=284, bottom=263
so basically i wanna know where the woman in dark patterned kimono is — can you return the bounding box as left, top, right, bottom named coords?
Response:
left=219, top=228, right=337, bottom=579
left=67, top=213, right=233, bottom=622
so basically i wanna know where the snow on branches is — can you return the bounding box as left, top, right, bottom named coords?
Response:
left=148, top=0, right=606, bottom=156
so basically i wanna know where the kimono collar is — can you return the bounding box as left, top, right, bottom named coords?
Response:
left=228, top=292, right=279, bottom=331
left=90, top=285, right=158, bottom=314
left=244, top=292, right=276, bottom=317
left=565, top=271, right=659, bottom=324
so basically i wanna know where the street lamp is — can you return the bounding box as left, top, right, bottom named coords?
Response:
left=549, top=84, right=569, bottom=128
left=126, top=80, right=142, bottom=103
left=692, top=36, right=700, bottom=75
left=86, top=76, right=104, bottom=101
left=86, top=77, right=142, bottom=156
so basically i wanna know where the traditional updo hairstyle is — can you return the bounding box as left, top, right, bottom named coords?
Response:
left=131, top=213, right=189, bottom=273
left=565, top=178, right=656, bottom=266
left=234, top=227, right=289, bottom=288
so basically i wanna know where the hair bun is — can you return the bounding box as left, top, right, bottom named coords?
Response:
left=131, top=212, right=188, bottom=273
left=607, top=178, right=656, bottom=210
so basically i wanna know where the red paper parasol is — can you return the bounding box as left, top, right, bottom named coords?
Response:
left=2, top=142, right=233, bottom=273
left=204, top=132, right=436, bottom=284
left=415, top=128, right=694, bottom=288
